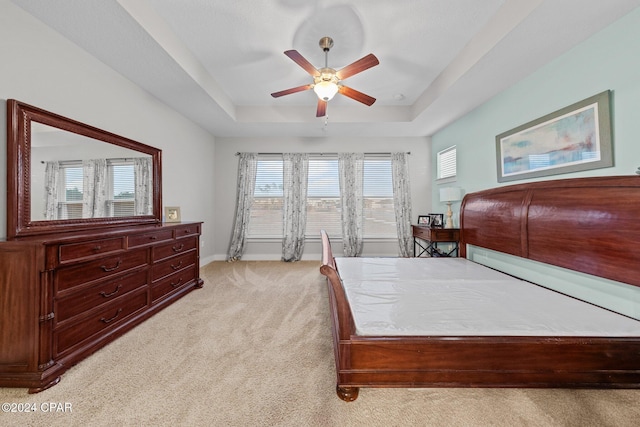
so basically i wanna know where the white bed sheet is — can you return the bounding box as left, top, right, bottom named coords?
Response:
left=334, top=257, right=640, bottom=337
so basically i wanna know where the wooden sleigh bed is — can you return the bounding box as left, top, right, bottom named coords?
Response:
left=320, top=176, right=640, bottom=401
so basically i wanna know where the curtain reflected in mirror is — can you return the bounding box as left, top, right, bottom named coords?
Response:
left=31, top=122, right=153, bottom=221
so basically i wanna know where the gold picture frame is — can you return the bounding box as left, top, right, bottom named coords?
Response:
left=164, top=206, right=181, bottom=223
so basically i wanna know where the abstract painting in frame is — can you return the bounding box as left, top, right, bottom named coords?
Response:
left=496, top=90, right=612, bottom=183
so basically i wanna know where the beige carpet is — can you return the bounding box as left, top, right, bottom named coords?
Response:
left=1, top=261, right=638, bottom=426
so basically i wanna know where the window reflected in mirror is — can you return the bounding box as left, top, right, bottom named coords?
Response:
left=31, top=122, right=153, bottom=221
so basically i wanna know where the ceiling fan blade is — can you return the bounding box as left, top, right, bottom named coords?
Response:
left=335, top=53, right=379, bottom=80
left=316, top=99, right=327, bottom=117
left=271, top=84, right=313, bottom=98
left=338, top=86, right=376, bottom=106
left=284, top=50, right=319, bottom=76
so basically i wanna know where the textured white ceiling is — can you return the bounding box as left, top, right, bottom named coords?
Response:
left=11, top=0, right=640, bottom=138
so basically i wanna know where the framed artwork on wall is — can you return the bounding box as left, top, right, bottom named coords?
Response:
left=495, top=90, right=613, bottom=183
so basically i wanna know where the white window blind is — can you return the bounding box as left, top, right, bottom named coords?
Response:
left=109, top=162, right=135, bottom=217
left=248, top=159, right=284, bottom=237
left=61, top=164, right=83, bottom=219
left=437, top=146, right=457, bottom=180
left=305, top=157, right=341, bottom=238
left=363, top=158, right=396, bottom=237
left=305, top=156, right=397, bottom=238
left=247, top=154, right=399, bottom=240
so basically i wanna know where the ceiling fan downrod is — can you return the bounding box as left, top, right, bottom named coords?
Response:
left=319, top=36, right=334, bottom=68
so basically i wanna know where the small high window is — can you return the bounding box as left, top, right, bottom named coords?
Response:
left=437, top=146, right=457, bottom=181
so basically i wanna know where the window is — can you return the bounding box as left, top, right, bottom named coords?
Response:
left=59, top=163, right=83, bottom=219
left=248, top=159, right=284, bottom=237
left=304, top=155, right=396, bottom=239
left=109, top=161, right=135, bottom=217
left=436, top=146, right=457, bottom=181
left=56, top=159, right=138, bottom=219
left=247, top=154, right=398, bottom=239
left=305, top=158, right=341, bottom=238
left=363, top=158, right=396, bottom=237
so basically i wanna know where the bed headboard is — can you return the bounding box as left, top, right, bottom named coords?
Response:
left=460, top=176, right=640, bottom=288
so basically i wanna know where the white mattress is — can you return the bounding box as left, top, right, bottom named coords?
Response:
left=334, top=257, right=640, bottom=337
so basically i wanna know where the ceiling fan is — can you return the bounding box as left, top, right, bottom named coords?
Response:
left=271, top=36, right=379, bottom=117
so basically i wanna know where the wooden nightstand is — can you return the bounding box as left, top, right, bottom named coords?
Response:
left=412, top=225, right=460, bottom=257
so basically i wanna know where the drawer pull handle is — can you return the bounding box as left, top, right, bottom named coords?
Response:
left=172, top=244, right=184, bottom=252
left=184, top=229, right=190, bottom=233
left=100, top=284, right=123, bottom=298
left=171, top=261, right=183, bottom=271
left=150, top=235, right=158, bottom=240
left=100, top=308, right=123, bottom=324
left=93, top=245, right=102, bottom=252
left=101, top=259, right=122, bottom=272
left=171, top=278, right=183, bottom=288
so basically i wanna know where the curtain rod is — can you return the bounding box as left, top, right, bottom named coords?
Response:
left=235, top=152, right=410, bottom=156
left=41, top=157, right=140, bottom=164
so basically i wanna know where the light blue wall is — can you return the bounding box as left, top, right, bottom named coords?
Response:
left=433, top=7, right=640, bottom=197
left=431, top=7, right=640, bottom=318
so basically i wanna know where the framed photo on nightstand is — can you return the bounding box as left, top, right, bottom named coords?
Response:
left=428, top=213, right=444, bottom=228
left=417, top=215, right=431, bottom=226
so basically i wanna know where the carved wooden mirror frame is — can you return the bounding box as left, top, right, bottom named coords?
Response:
left=6, top=99, right=162, bottom=238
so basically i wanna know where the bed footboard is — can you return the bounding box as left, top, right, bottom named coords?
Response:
left=320, top=231, right=360, bottom=401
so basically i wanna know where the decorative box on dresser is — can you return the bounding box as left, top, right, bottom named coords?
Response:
left=0, top=222, right=203, bottom=392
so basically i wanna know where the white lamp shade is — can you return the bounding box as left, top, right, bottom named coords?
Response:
left=439, top=187, right=462, bottom=202
left=313, top=81, right=339, bottom=101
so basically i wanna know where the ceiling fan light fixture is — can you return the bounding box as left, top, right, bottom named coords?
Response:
left=314, top=68, right=339, bottom=101
left=271, top=37, right=378, bottom=113
left=313, top=80, right=339, bottom=101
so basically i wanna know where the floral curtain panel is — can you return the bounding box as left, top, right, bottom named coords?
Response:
left=338, top=152, right=364, bottom=257
left=282, top=153, right=309, bottom=261
left=391, top=152, right=413, bottom=257
left=134, top=157, right=153, bottom=215
left=44, top=161, right=60, bottom=220
left=227, top=153, right=258, bottom=261
left=82, top=159, right=108, bottom=218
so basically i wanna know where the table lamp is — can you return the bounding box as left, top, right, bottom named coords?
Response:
left=439, top=187, right=463, bottom=228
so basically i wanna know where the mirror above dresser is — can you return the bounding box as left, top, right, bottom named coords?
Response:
left=6, top=99, right=162, bottom=238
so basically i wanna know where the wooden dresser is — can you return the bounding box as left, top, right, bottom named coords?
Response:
left=0, top=222, right=203, bottom=392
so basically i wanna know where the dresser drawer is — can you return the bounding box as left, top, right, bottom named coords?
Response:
left=58, top=237, right=126, bottom=263
left=151, top=264, right=197, bottom=303
left=54, top=288, right=149, bottom=357
left=128, top=229, right=174, bottom=248
left=153, top=237, right=198, bottom=262
left=174, top=223, right=201, bottom=239
left=55, top=269, right=149, bottom=324
left=152, top=251, right=197, bottom=282
left=55, top=249, right=149, bottom=292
